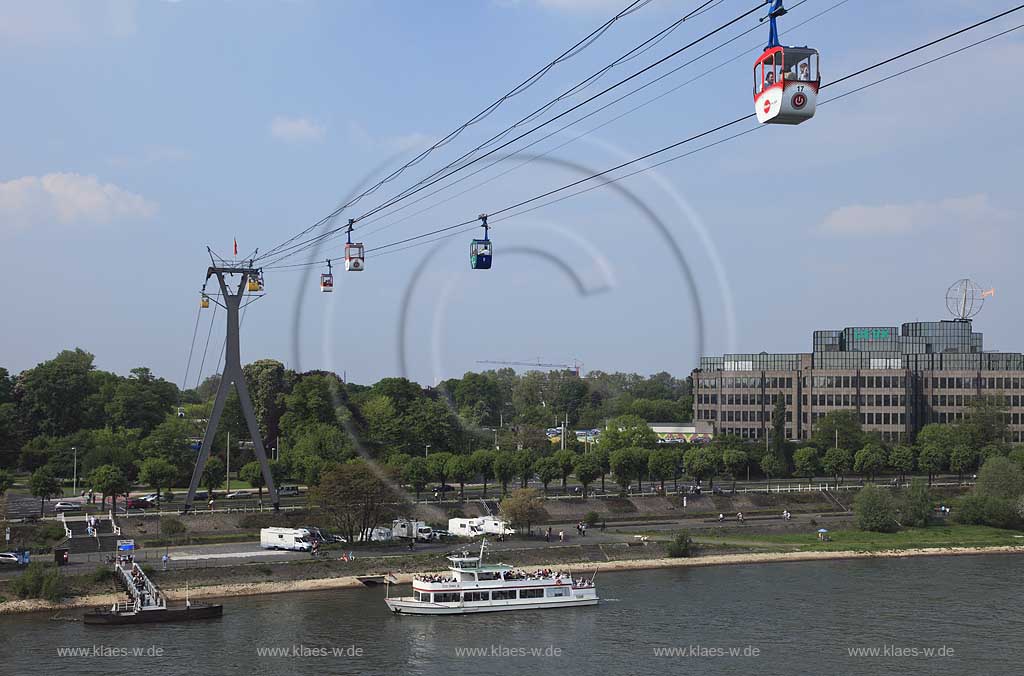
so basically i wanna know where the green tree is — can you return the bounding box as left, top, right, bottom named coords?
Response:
left=105, top=367, right=178, bottom=435
left=793, top=447, right=820, bottom=483
left=902, top=478, right=933, bottom=528
left=811, top=410, right=864, bottom=454
left=242, top=359, right=291, bottom=448
left=721, top=448, right=748, bottom=491
left=854, top=484, right=898, bottom=532
left=853, top=444, right=887, bottom=481
left=600, top=415, right=658, bottom=455
left=552, top=449, right=577, bottom=490
left=513, top=449, right=537, bottom=488
left=610, top=447, right=647, bottom=493
left=491, top=451, right=517, bottom=496
left=592, top=446, right=610, bottom=493
left=534, top=456, right=562, bottom=496
left=648, top=448, right=676, bottom=493
left=312, top=461, right=400, bottom=544
left=888, top=445, right=916, bottom=483
left=90, top=464, right=130, bottom=512
left=18, top=349, right=97, bottom=437
left=960, top=395, right=1008, bottom=450
left=821, top=448, right=853, bottom=485
left=138, top=457, right=176, bottom=509
left=665, top=530, right=694, bottom=558
left=240, top=461, right=267, bottom=503
left=975, top=456, right=1024, bottom=501
left=446, top=454, right=475, bottom=500
left=949, top=443, right=979, bottom=482
left=499, top=488, right=545, bottom=534
left=279, top=374, right=340, bottom=438
left=402, top=457, right=431, bottom=501
left=1008, top=447, right=1024, bottom=470
left=470, top=449, right=495, bottom=497
left=573, top=453, right=603, bottom=497
left=760, top=452, right=784, bottom=490
left=0, top=468, right=13, bottom=497
left=201, top=457, right=225, bottom=497
left=425, top=452, right=454, bottom=499
left=916, top=423, right=955, bottom=485
left=683, top=446, right=721, bottom=489
left=29, top=467, right=62, bottom=516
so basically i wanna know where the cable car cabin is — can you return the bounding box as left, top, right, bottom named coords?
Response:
left=247, top=276, right=261, bottom=292
left=754, top=46, right=819, bottom=125
left=345, top=242, right=365, bottom=271
left=200, top=294, right=210, bottom=309
left=470, top=238, right=492, bottom=270
left=320, top=273, right=334, bottom=292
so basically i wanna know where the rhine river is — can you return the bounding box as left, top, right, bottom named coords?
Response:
left=2, top=554, right=1021, bottom=675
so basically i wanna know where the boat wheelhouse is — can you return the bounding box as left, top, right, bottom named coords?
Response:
left=385, top=540, right=598, bottom=615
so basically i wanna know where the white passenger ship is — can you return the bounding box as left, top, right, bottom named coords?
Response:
left=385, top=541, right=598, bottom=615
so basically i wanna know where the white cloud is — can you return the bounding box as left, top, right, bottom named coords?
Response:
left=817, top=194, right=1010, bottom=237
left=270, top=116, right=326, bottom=143
left=0, top=172, right=157, bottom=230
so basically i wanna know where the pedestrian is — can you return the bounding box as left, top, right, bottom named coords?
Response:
left=559, top=530, right=565, bottom=543
left=581, top=523, right=587, bottom=537
left=601, top=521, right=606, bottom=532
left=545, top=527, right=551, bottom=542
left=162, top=552, right=170, bottom=571
left=718, top=513, right=724, bottom=522
left=208, top=498, right=214, bottom=511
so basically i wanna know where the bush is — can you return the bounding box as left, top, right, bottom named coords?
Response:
left=584, top=511, right=600, bottom=527
left=975, top=456, right=1024, bottom=501
left=854, top=485, right=899, bottom=533
left=902, top=479, right=933, bottom=528
left=665, top=531, right=694, bottom=558
left=160, top=516, right=187, bottom=535
left=10, top=563, right=67, bottom=602
left=954, top=493, right=1022, bottom=530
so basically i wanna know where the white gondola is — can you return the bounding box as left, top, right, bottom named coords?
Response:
left=321, top=260, right=334, bottom=292
left=754, top=1, right=820, bottom=125
left=344, top=220, right=364, bottom=272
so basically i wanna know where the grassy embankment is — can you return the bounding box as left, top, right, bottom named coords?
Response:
left=690, top=524, right=1024, bottom=552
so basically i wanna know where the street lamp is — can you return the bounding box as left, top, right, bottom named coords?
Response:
left=424, top=444, right=431, bottom=457
left=72, top=446, right=77, bottom=497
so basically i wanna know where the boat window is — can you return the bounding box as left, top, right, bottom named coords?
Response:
left=519, top=589, right=544, bottom=599
left=462, top=591, right=490, bottom=602
left=415, top=592, right=431, bottom=602
left=478, top=572, right=501, bottom=581
left=546, top=587, right=570, bottom=597
left=434, top=593, right=460, bottom=603
left=492, top=590, right=516, bottom=600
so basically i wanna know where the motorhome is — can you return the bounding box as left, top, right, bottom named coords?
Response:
left=447, top=517, right=514, bottom=538
left=392, top=519, right=435, bottom=542
left=260, top=527, right=312, bottom=551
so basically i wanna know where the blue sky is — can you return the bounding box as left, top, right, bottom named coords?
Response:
left=1, top=0, right=1022, bottom=387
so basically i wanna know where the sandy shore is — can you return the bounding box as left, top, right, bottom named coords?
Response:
left=3, top=544, right=1021, bottom=616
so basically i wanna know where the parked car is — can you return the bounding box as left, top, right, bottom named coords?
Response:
left=224, top=491, right=250, bottom=499
left=53, top=501, right=80, bottom=512
left=140, top=493, right=160, bottom=503
left=278, top=485, right=300, bottom=497
left=0, top=553, right=23, bottom=565
left=431, top=484, right=455, bottom=493
left=126, top=497, right=153, bottom=509
left=432, top=529, right=455, bottom=539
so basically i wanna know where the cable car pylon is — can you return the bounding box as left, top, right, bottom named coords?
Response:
left=184, top=257, right=279, bottom=512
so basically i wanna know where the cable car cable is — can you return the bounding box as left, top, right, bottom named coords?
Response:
left=181, top=304, right=203, bottom=394
left=256, top=0, right=766, bottom=267
left=255, top=0, right=657, bottom=261
left=261, top=4, right=1023, bottom=270
left=348, top=0, right=838, bottom=244
left=194, top=303, right=218, bottom=390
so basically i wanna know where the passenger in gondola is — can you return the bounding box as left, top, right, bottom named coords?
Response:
left=798, top=61, right=811, bottom=81
left=764, top=70, right=776, bottom=88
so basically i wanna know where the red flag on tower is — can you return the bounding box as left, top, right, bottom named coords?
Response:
left=233, top=238, right=238, bottom=257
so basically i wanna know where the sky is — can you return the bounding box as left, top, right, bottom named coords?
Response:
left=1, top=0, right=1022, bottom=388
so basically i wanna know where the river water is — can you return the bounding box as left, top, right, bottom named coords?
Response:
left=1, top=554, right=1020, bottom=675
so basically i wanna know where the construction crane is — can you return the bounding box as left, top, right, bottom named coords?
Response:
left=477, top=359, right=583, bottom=376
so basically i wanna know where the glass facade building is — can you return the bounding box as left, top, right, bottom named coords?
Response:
left=692, top=319, right=1024, bottom=442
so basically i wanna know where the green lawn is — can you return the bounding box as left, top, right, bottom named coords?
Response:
left=702, top=525, right=1024, bottom=552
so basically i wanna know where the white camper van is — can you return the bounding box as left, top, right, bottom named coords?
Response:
left=260, top=527, right=312, bottom=551
left=447, top=516, right=514, bottom=538
left=392, top=519, right=435, bottom=542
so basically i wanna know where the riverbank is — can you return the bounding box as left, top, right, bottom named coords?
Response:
left=3, top=542, right=1022, bottom=616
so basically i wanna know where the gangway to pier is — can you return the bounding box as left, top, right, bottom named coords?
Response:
left=113, top=557, right=166, bottom=612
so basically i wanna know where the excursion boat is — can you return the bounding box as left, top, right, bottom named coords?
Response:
left=385, top=541, right=598, bottom=615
